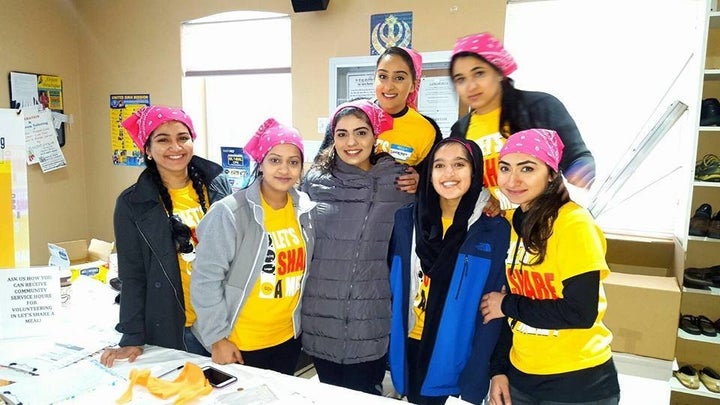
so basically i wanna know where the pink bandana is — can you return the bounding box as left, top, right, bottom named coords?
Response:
left=401, top=47, right=423, bottom=109
left=499, top=129, right=564, bottom=172
left=452, top=32, right=518, bottom=77
left=121, top=105, right=196, bottom=151
left=244, top=118, right=304, bottom=163
left=331, top=100, right=393, bottom=138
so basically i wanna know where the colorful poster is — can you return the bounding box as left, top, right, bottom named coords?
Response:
left=220, top=147, right=253, bottom=192
left=0, top=109, right=30, bottom=268
left=9, top=72, right=66, bottom=147
left=110, top=94, right=150, bottom=166
left=370, top=12, right=413, bottom=55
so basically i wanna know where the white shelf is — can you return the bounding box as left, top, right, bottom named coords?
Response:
left=711, top=11, right=720, bottom=28
left=678, top=328, right=720, bottom=344
left=683, top=286, right=720, bottom=296
left=670, top=374, right=720, bottom=399
left=693, top=181, right=720, bottom=188
left=699, top=126, right=720, bottom=132
left=688, top=235, right=720, bottom=242
left=706, top=69, right=720, bottom=80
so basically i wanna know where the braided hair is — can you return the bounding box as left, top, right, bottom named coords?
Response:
left=144, top=156, right=209, bottom=254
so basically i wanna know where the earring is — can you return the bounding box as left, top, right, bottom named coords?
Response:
left=147, top=155, right=153, bottom=161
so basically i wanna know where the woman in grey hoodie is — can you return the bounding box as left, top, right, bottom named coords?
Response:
left=191, top=118, right=315, bottom=375
left=301, top=100, right=414, bottom=395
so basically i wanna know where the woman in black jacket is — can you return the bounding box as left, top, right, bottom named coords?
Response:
left=449, top=32, right=596, bottom=211
left=101, top=106, right=231, bottom=367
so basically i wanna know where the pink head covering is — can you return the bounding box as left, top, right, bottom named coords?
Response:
left=121, top=105, right=196, bottom=151
left=452, top=32, right=518, bottom=77
left=499, top=129, right=565, bottom=172
left=400, top=47, right=422, bottom=109
left=331, top=100, right=393, bottom=138
left=244, top=118, right=304, bottom=163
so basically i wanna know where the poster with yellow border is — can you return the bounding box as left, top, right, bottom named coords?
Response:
left=110, top=94, right=150, bottom=166
left=0, top=109, right=30, bottom=268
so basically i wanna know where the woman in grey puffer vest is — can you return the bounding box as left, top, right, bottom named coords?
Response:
left=301, top=100, right=414, bottom=395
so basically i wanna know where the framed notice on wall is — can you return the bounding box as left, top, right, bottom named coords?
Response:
left=8, top=71, right=66, bottom=147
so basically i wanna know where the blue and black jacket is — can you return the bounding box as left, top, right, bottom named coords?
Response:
left=387, top=203, right=510, bottom=401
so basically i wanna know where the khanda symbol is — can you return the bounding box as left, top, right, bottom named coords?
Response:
left=371, top=14, right=412, bottom=55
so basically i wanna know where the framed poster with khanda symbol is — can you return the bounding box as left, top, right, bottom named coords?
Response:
left=370, top=12, right=413, bottom=55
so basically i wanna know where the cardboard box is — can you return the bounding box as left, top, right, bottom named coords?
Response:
left=603, top=272, right=680, bottom=361
left=48, top=239, right=114, bottom=283
left=608, top=263, right=669, bottom=277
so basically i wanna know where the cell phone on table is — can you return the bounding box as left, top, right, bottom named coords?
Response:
left=202, top=365, right=237, bottom=388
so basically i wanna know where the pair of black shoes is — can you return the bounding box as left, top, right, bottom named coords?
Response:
left=689, top=203, right=720, bottom=238
left=679, top=314, right=719, bottom=336
left=683, top=266, right=720, bottom=289
left=701, top=98, right=720, bottom=126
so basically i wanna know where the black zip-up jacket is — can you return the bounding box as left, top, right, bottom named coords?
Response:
left=113, top=156, right=232, bottom=350
left=449, top=90, right=595, bottom=178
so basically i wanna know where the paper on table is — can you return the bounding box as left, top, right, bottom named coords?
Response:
left=1, top=359, right=124, bottom=404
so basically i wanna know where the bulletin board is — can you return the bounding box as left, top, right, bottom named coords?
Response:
left=8, top=71, right=66, bottom=147
left=329, top=50, right=461, bottom=136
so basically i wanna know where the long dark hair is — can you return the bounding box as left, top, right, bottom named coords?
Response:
left=450, top=51, right=531, bottom=138
left=519, top=170, right=570, bottom=265
left=312, top=106, right=383, bottom=174
left=143, top=141, right=209, bottom=254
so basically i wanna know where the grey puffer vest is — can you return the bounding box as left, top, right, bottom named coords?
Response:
left=300, top=155, right=413, bottom=364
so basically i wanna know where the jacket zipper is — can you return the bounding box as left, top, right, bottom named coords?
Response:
left=455, top=255, right=469, bottom=299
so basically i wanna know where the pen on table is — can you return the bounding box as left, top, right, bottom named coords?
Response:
left=0, top=363, right=39, bottom=377
left=157, top=365, right=184, bottom=378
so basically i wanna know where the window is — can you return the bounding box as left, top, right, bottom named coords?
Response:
left=504, top=0, right=706, bottom=238
left=181, top=11, right=292, bottom=163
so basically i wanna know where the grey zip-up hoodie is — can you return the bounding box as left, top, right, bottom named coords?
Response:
left=190, top=178, right=316, bottom=351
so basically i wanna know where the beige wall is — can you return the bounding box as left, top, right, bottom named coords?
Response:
left=4, top=0, right=505, bottom=264
left=0, top=0, right=87, bottom=265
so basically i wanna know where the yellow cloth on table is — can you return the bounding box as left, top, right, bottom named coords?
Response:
left=116, top=361, right=212, bottom=404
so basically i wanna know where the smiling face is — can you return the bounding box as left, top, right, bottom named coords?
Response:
left=333, top=113, right=375, bottom=171
left=145, top=121, right=194, bottom=182
left=260, top=143, right=303, bottom=194
left=451, top=54, right=504, bottom=115
left=498, top=152, right=553, bottom=211
left=431, top=142, right=474, bottom=204
left=374, top=53, right=416, bottom=115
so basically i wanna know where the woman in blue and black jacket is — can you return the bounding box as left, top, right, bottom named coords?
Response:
left=388, top=137, right=510, bottom=405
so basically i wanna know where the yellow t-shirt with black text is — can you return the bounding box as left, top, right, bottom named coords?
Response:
left=375, top=107, right=436, bottom=166
left=168, top=184, right=205, bottom=327
left=229, top=195, right=306, bottom=351
left=505, top=202, right=612, bottom=375
left=466, top=108, right=514, bottom=209
left=409, top=217, right=453, bottom=339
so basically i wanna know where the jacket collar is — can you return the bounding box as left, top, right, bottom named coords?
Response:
left=128, top=156, right=221, bottom=204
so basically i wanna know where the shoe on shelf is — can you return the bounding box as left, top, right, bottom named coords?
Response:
left=683, top=268, right=714, bottom=289
left=700, top=367, right=720, bottom=393
left=679, top=314, right=702, bottom=335
left=674, top=365, right=700, bottom=389
left=708, top=212, right=720, bottom=239
left=700, top=98, right=720, bottom=126
left=696, top=315, right=718, bottom=337
left=689, top=203, right=713, bottom=236
left=695, top=154, right=720, bottom=182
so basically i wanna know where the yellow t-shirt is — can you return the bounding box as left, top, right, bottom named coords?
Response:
left=465, top=108, right=513, bottom=209
left=375, top=107, right=436, bottom=166
left=168, top=184, right=205, bottom=327
left=229, top=195, right=306, bottom=351
left=409, top=217, right=452, bottom=339
left=505, top=202, right=613, bottom=375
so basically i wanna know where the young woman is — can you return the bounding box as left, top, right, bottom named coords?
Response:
left=387, top=137, right=510, bottom=405
left=190, top=118, right=314, bottom=375
left=101, top=105, right=232, bottom=367
left=301, top=100, right=413, bottom=394
left=449, top=32, right=596, bottom=209
left=481, top=129, right=620, bottom=405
